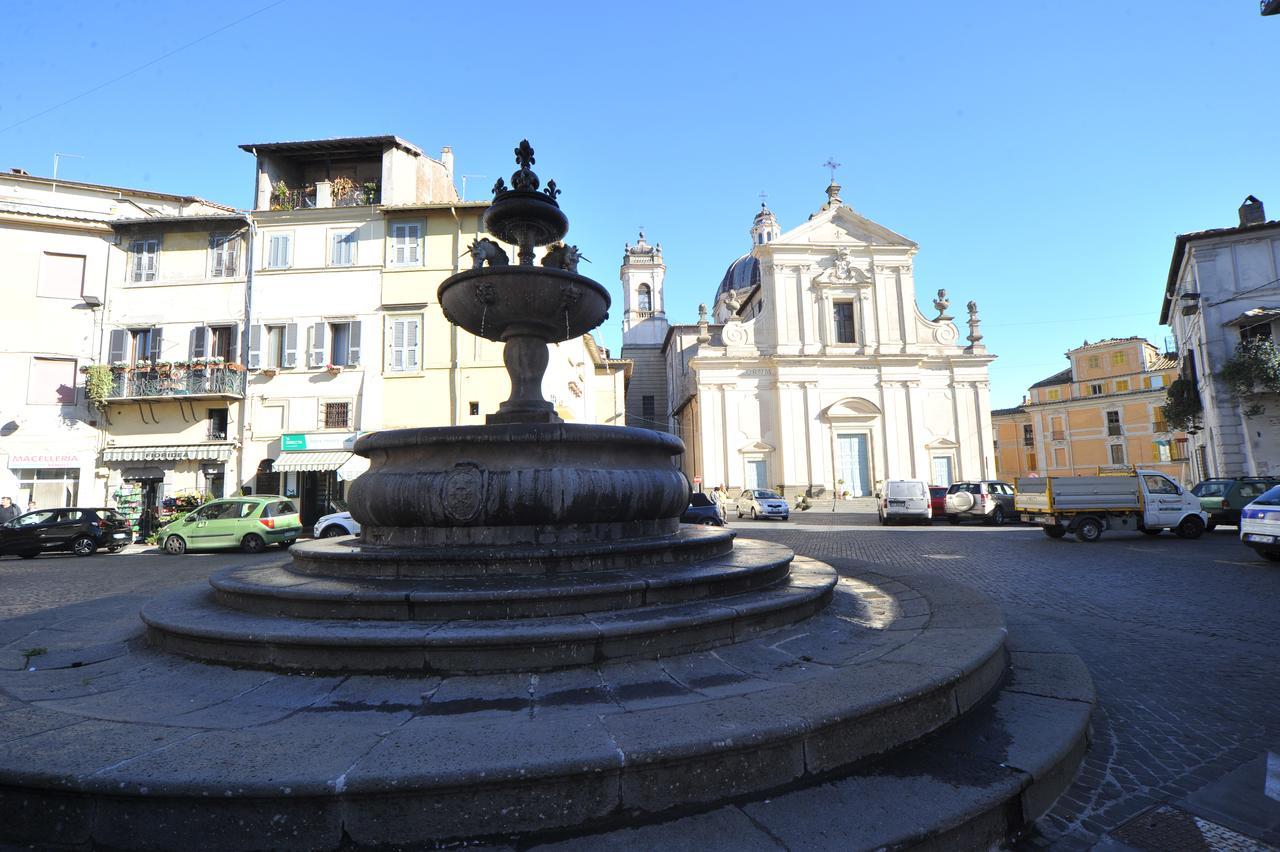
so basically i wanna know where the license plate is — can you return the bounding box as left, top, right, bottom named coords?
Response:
left=1246, top=533, right=1276, bottom=543
left=889, top=500, right=905, bottom=506
left=112, top=533, right=127, bottom=539
left=1035, top=515, right=1054, bottom=524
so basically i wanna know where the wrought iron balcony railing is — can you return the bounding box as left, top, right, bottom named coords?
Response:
left=107, top=365, right=247, bottom=400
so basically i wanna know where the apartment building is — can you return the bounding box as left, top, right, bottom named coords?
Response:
left=0, top=169, right=233, bottom=517
left=993, top=337, right=1189, bottom=482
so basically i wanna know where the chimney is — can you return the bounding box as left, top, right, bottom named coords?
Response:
left=9, top=168, right=30, bottom=175
left=440, top=146, right=454, bottom=180
left=1239, top=195, right=1265, bottom=227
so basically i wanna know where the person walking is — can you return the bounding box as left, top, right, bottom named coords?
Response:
left=26, top=499, right=36, bottom=513
left=0, top=497, right=19, bottom=524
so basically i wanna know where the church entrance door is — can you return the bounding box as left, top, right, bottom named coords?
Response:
left=836, top=434, right=871, bottom=497
left=931, top=456, right=954, bottom=487
left=746, top=459, right=767, bottom=491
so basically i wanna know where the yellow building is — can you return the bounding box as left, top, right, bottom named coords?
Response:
left=993, top=337, right=1191, bottom=482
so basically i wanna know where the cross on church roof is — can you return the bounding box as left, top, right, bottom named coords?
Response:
left=822, top=157, right=841, bottom=182
left=758, top=191, right=768, bottom=206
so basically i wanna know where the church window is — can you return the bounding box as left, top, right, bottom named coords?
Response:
left=833, top=302, right=856, bottom=343
left=642, top=395, right=655, bottom=422
left=637, top=284, right=652, bottom=312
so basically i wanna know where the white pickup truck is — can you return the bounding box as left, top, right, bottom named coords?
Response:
left=1015, top=470, right=1208, bottom=542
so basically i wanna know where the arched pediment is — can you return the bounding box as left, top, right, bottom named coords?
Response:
left=821, top=397, right=882, bottom=420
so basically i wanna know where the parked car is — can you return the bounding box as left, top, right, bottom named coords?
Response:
left=929, top=486, right=948, bottom=516
left=1239, top=484, right=1280, bottom=562
left=945, top=481, right=1016, bottom=525
left=158, top=496, right=301, bottom=554
left=681, top=492, right=724, bottom=526
left=877, top=480, right=932, bottom=525
left=1191, top=477, right=1280, bottom=530
left=0, top=508, right=132, bottom=558
left=315, top=510, right=360, bottom=538
left=736, top=489, right=790, bottom=521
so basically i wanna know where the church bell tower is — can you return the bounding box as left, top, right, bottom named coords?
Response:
left=620, top=231, right=668, bottom=346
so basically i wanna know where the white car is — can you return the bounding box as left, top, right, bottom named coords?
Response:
left=314, top=510, right=359, bottom=538
left=736, top=489, right=790, bottom=521
left=1239, top=484, right=1280, bottom=562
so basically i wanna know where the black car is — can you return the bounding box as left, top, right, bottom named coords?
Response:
left=0, top=508, right=133, bottom=558
left=681, top=492, right=724, bottom=526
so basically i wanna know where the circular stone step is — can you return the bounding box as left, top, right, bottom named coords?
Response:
left=211, top=539, right=794, bottom=621
left=288, top=525, right=735, bottom=579
left=142, top=558, right=838, bottom=674
left=0, top=572, right=1016, bottom=852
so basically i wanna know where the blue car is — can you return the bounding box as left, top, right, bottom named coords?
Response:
left=681, top=492, right=724, bottom=526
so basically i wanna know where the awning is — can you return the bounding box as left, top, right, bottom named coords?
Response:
left=1223, top=306, right=1280, bottom=327
left=336, top=454, right=369, bottom=481
left=272, top=451, right=352, bottom=472
left=103, top=444, right=234, bottom=463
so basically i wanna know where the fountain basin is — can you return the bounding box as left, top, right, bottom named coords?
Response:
left=347, top=423, right=689, bottom=546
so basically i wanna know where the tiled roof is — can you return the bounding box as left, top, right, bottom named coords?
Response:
left=1069, top=337, right=1146, bottom=351
left=991, top=406, right=1026, bottom=417
left=1148, top=353, right=1178, bottom=371
left=1029, top=367, right=1072, bottom=389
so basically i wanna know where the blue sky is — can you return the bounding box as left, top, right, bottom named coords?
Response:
left=3, top=1, right=1276, bottom=407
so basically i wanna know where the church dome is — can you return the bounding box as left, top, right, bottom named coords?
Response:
left=753, top=204, right=775, bottom=224
left=715, top=253, right=760, bottom=302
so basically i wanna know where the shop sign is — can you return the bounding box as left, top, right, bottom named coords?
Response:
left=7, top=452, right=87, bottom=469
left=281, top=433, right=359, bottom=452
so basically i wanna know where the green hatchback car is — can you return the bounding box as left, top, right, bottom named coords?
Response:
left=159, top=496, right=302, bottom=555
left=1192, top=478, right=1280, bottom=530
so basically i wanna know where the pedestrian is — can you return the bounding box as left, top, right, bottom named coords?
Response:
left=0, top=497, right=18, bottom=524
left=714, top=485, right=729, bottom=523
left=26, top=499, right=36, bottom=513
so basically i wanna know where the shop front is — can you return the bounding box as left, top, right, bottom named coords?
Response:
left=268, top=433, right=368, bottom=528
left=101, top=443, right=236, bottom=538
left=2, top=452, right=95, bottom=510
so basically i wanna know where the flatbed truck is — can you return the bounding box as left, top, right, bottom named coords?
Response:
left=1015, top=470, right=1207, bottom=542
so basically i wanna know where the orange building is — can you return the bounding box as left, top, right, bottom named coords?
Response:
left=993, top=337, right=1191, bottom=483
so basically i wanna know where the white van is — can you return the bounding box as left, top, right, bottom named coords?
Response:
left=877, top=479, right=932, bottom=525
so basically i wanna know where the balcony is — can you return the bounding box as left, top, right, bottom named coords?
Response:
left=270, top=187, right=316, bottom=211
left=1107, top=425, right=1124, bottom=437
left=269, top=180, right=380, bottom=211
left=1152, top=421, right=1170, bottom=433
left=1051, top=430, right=1065, bottom=441
left=106, top=363, right=247, bottom=401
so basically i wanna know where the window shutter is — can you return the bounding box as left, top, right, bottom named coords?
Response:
left=310, top=322, right=326, bottom=367
left=108, top=329, right=127, bottom=364
left=284, top=323, right=298, bottom=368
left=247, top=325, right=262, bottom=370
left=348, top=321, right=361, bottom=365
left=408, top=225, right=420, bottom=264
left=226, top=237, right=239, bottom=277
left=189, top=326, right=208, bottom=359
left=149, top=327, right=163, bottom=362
left=390, top=318, right=405, bottom=371
left=130, top=243, right=144, bottom=282
left=406, top=318, right=419, bottom=369
left=209, top=236, right=219, bottom=276
left=227, top=325, right=240, bottom=363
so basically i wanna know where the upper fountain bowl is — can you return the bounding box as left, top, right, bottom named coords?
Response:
left=438, top=266, right=610, bottom=344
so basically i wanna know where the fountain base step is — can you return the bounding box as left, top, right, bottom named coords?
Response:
left=142, top=557, right=836, bottom=674
left=0, top=573, right=1091, bottom=852
left=211, top=538, right=794, bottom=621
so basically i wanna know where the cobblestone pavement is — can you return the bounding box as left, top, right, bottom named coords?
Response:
left=3, top=522, right=1277, bottom=850
left=734, top=514, right=1280, bottom=849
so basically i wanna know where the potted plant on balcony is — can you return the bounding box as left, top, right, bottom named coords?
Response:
left=79, top=364, right=114, bottom=410
left=1219, top=337, right=1280, bottom=417
left=271, top=180, right=294, bottom=211
left=261, top=365, right=279, bottom=377
left=325, top=363, right=343, bottom=376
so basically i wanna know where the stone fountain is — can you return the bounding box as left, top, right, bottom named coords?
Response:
left=0, top=142, right=1093, bottom=852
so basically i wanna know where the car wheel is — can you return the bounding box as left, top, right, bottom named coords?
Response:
left=751, top=508, right=758, bottom=520
left=278, top=541, right=293, bottom=549
left=1174, top=515, right=1205, bottom=540
left=1205, top=519, right=1217, bottom=532
left=1141, top=529, right=1161, bottom=536
left=947, top=515, right=961, bottom=525
left=163, top=536, right=187, bottom=555
left=990, top=506, right=1005, bottom=526
left=320, top=525, right=346, bottom=538
left=107, top=544, right=126, bottom=553
left=240, top=533, right=266, bottom=554
left=700, top=518, right=718, bottom=526
left=71, top=536, right=97, bottom=557
left=1074, top=518, right=1103, bottom=543
left=1044, top=526, right=1067, bottom=539
left=736, top=510, right=742, bottom=519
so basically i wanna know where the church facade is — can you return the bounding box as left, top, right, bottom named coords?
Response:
left=621, top=181, right=996, bottom=497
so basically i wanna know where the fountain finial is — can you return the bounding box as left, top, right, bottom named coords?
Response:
left=510, top=140, right=540, bottom=192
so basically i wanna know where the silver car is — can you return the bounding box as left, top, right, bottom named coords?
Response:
left=314, top=510, right=360, bottom=538
left=736, top=489, right=790, bottom=521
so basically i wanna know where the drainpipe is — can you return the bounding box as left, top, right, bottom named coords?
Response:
left=448, top=204, right=463, bottom=426
left=237, top=217, right=256, bottom=492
